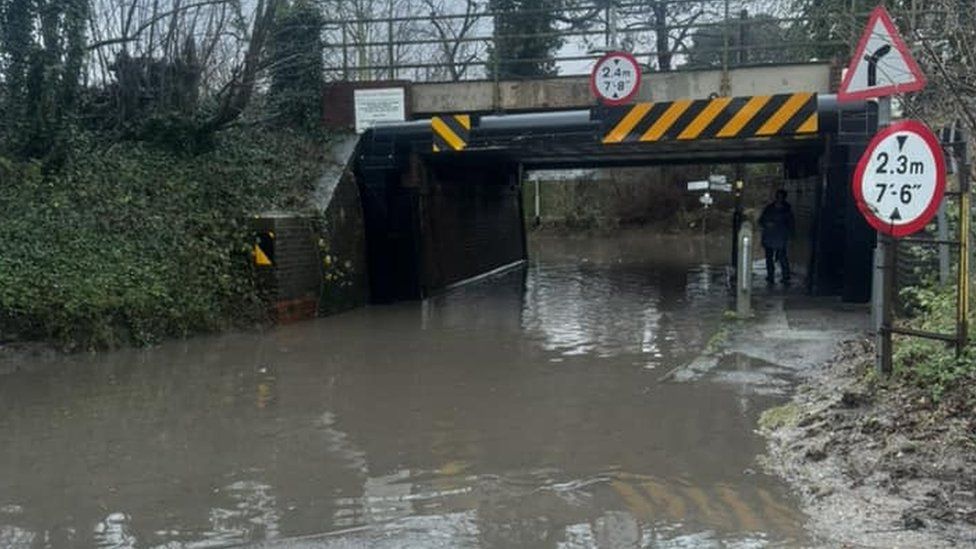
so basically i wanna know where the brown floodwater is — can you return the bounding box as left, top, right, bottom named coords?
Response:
left=0, top=234, right=809, bottom=548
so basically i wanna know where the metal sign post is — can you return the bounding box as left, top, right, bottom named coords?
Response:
left=840, top=6, right=972, bottom=374
left=854, top=107, right=948, bottom=374
left=876, top=97, right=894, bottom=374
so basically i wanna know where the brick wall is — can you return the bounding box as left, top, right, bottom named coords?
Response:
left=253, top=215, right=322, bottom=323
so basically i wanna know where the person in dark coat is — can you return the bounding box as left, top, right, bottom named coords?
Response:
left=759, top=189, right=795, bottom=284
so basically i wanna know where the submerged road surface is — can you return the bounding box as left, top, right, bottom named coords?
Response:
left=0, top=235, right=809, bottom=548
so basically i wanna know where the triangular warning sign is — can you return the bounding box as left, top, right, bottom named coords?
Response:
left=837, top=6, right=926, bottom=102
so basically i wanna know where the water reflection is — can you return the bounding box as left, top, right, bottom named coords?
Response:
left=0, top=234, right=807, bottom=547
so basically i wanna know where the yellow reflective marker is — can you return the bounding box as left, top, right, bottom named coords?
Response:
left=254, top=244, right=272, bottom=267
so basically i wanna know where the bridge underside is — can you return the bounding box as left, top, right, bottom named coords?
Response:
left=431, top=136, right=823, bottom=170
left=355, top=98, right=878, bottom=305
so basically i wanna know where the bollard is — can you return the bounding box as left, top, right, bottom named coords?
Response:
left=737, top=220, right=753, bottom=317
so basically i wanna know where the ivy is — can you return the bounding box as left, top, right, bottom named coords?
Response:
left=268, top=0, right=325, bottom=128
left=0, top=127, right=333, bottom=350
left=0, top=0, right=89, bottom=159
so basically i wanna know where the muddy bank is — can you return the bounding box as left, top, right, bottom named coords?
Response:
left=760, top=339, right=976, bottom=547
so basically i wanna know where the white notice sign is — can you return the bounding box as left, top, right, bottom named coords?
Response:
left=354, top=88, right=406, bottom=133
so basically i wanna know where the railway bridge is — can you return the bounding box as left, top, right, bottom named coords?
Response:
left=317, top=64, right=879, bottom=306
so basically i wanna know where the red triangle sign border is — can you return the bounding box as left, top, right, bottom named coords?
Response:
left=837, top=5, right=927, bottom=102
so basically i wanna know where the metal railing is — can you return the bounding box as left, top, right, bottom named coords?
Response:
left=320, top=0, right=939, bottom=83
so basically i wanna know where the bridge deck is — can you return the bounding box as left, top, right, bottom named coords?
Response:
left=369, top=103, right=825, bottom=169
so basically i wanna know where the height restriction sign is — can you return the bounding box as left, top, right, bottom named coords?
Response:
left=852, top=120, right=946, bottom=237
left=590, top=51, right=641, bottom=106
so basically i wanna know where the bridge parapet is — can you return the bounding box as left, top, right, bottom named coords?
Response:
left=323, top=63, right=837, bottom=131
left=412, top=63, right=834, bottom=115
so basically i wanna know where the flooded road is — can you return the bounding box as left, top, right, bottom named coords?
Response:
left=0, top=235, right=808, bottom=547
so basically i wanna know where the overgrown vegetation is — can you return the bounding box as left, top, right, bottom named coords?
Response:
left=0, top=0, right=340, bottom=350
left=0, top=0, right=88, bottom=159
left=269, top=0, right=325, bottom=128
left=0, top=128, right=331, bottom=350
left=895, top=282, right=976, bottom=402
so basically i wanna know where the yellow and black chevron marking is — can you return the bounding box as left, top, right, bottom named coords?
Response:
left=602, top=92, right=818, bottom=144
left=432, top=114, right=471, bottom=152
left=608, top=473, right=804, bottom=534
left=253, top=232, right=274, bottom=267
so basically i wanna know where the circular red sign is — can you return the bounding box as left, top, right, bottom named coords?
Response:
left=851, top=120, right=946, bottom=237
left=589, top=51, right=642, bottom=106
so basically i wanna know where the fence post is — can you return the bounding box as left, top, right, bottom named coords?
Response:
left=341, top=24, right=349, bottom=81
left=720, top=0, right=731, bottom=95
left=492, top=48, right=501, bottom=112
left=607, top=0, right=618, bottom=49
left=737, top=9, right=748, bottom=66
left=957, top=140, right=970, bottom=355
left=387, top=19, right=395, bottom=80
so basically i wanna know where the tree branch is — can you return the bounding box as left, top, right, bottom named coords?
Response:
left=87, top=0, right=234, bottom=51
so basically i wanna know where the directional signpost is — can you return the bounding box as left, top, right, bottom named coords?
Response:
left=852, top=120, right=946, bottom=237
left=590, top=51, right=641, bottom=106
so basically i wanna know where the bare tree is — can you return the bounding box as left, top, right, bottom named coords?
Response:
left=322, top=0, right=426, bottom=81
left=420, top=0, right=486, bottom=81
left=909, top=0, right=976, bottom=141
left=88, top=0, right=241, bottom=90
left=616, top=1, right=718, bottom=71
left=85, top=0, right=278, bottom=130
left=204, top=0, right=279, bottom=130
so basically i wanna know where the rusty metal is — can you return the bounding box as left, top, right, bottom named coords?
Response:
left=889, top=326, right=959, bottom=343
left=956, top=139, right=970, bottom=355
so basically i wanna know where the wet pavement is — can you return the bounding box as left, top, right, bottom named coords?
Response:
left=0, top=234, right=811, bottom=548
